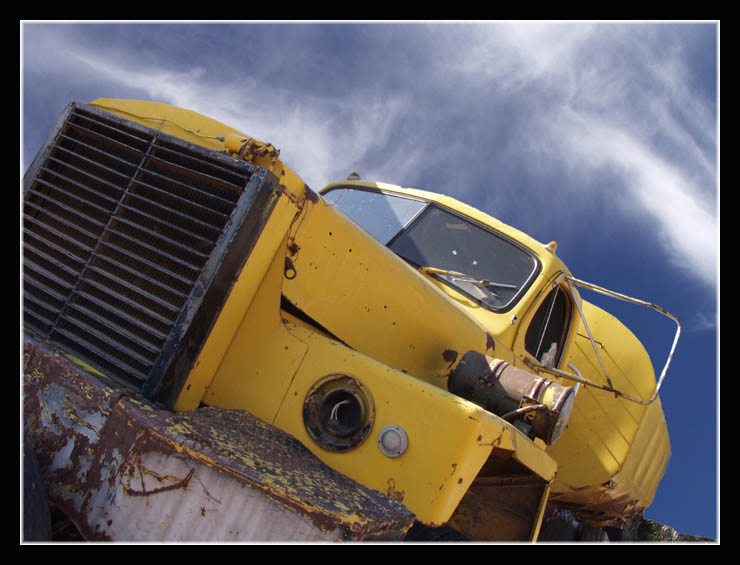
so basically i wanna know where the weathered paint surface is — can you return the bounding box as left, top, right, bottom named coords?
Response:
left=22, top=338, right=414, bottom=541
left=314, top=180, right=674, bottom=526
left=545, top=301, right=671, bottom=524
left=24, top=98, right=675, bottom=540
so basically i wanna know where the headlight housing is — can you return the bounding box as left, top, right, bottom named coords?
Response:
left=303, top=375, right=374, bottom=452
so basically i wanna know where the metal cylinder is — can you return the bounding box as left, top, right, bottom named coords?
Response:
left=448, top=350, right=575, bottom=445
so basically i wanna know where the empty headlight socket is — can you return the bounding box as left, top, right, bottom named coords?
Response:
left=303, top=375, right=375, bottom=452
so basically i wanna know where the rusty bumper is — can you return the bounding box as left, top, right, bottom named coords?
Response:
left=22, top=337, right=414, bottom=542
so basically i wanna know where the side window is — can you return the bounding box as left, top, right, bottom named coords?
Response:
left=524, top=286, right=571, bottom=368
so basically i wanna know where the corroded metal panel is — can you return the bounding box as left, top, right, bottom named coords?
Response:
left=23, top=337, right=414, bottom=541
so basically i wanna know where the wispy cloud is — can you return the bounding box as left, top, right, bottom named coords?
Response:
left=553, top=109, right=717, bottom=287
left=22, top=22, right=717, bottom=292
left=22, top=24, right=413, bottom=190
left=429, top=23, right=718, bottom=290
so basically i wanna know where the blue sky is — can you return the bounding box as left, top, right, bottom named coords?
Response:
left=21, top=21, right=719, bottom=540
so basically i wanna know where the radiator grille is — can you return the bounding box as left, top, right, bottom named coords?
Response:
left=23, top=103, right=274, bottom=396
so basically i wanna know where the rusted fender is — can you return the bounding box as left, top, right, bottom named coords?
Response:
left=22, top=337, right=414, bottom=542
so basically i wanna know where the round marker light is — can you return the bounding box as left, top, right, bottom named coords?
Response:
left=378, top=425, right=408, bottom=458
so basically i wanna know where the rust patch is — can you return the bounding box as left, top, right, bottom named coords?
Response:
left=548, top=492, right=644, bottom=527
left=120, top=453, right=195, bottom=497
left=23, top=336, right=414, bottom=541
left=287, top=238, right=301, bottom=256
left=442, top=349, right=458, bottom=367
left=486, top=333, right=496, bottom=353
left=385, top=478, right=405, bottom=503
left=304, top=184, right=319, bottom=205
left=238, top=138, right=280, bottom=164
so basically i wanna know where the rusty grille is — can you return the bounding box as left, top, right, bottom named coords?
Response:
left=23, top=103, right=276, bottom=399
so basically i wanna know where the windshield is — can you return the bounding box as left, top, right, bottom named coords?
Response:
left=323, top=187, right=539, bottom=311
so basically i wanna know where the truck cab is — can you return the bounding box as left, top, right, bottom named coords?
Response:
left=23, top=99, right=677, bottom=541
left=313, top=179, right=675, bottom=527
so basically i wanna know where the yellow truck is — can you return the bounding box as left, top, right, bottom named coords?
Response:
left=22, top=99, right=680, bottom=542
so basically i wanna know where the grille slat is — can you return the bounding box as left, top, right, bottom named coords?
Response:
left=123, top=188, right=224, bottom=238
left=23, top=272, right=70, bottom=305
left=25, top=188, right=109, bottom=232
left=23, top=103, right=276, bottom=396
left=41, top=151, right=130, bottom=195
left=116, top=201, right=217, bottom=252
left=22, top=288, right=62, bottom=325
left=112, top=215, right=211, bottom=262
left=97, top=232, right=200, bottom=288
left=140, top=152, right=242, bottom=209
left=23, top=241, right=84, bottom=282
left=52, top=325, right=151, bottom=383
left=24, top=199, right=104, bottom=245
left=66, top=300, right=164, bottom=357
left=74, top=287, right=170, bottom=342
left=130, top=173, right=232, bottom=228
left=88, top=239, right=192, bottom=307
left=26, top=182, right=116, bottom=218
left=23, top=219, right=96, bottom=255
left=78, top=276, right=178, bottom=328
left=47, top=135, right=138, bottom=185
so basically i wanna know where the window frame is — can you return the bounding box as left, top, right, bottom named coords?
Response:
left=523, top=283, right=573, bottom=369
